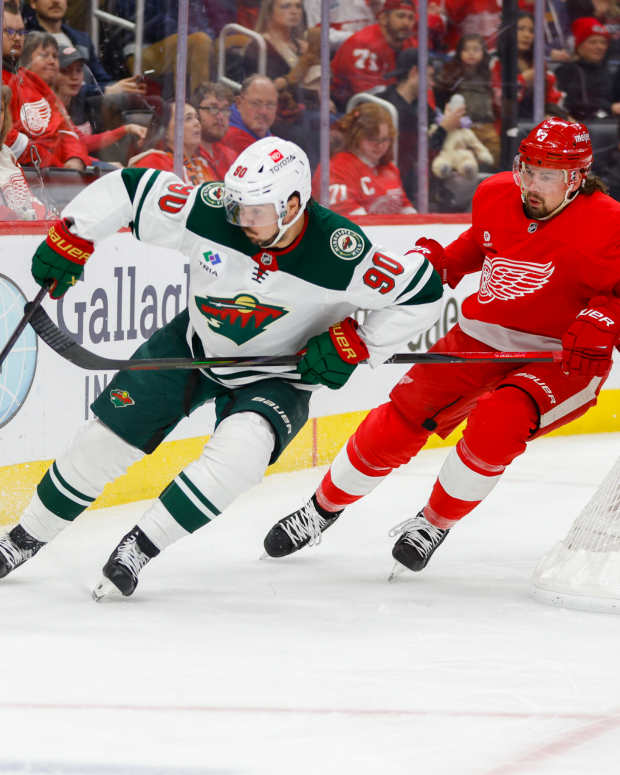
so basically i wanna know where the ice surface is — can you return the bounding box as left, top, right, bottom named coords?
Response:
left=1, top=434, right=619, bottom=774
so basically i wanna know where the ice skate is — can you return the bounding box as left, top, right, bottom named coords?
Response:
left=0, top=525, right=46, bottom=579
left=389, top=511, right=449, bottom=574
left=92, top=526, right=160, bottom=601
left=263, top=497, right=342, bottom=557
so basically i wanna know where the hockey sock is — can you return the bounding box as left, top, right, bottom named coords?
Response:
left=21, top=420, right=144, bottom=542
left=316, top=401, right=429, bottom=512
left=141, top=412, right=275, bottom=549
left=424, top=387, right=538, bottom=528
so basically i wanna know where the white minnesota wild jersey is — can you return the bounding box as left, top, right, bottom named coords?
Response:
left=63, top=168, right=443, bottom=387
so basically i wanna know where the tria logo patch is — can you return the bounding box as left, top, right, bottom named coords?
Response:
left=195, top=293, right=288, bottom=344
left=110, top=389, right=135, bottom=408
left=203, top=250, right=221, bottom=266
left=269, top=149, right=283, bottom=163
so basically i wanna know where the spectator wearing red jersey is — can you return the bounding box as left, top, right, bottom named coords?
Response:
left=491, top=13, right=564, bottom=122
left=222, top=75, right=278, bottom=155
left=555, top=17, right=620, bottom=120
left=0, top=84, right=46, bottom=220
left=330, top=0, right=417, bottom=110
left=312, top=101, right=416, bottom=215
left=7, top=31, right=89, bottom=169
left=192, top=82, right=237, bottom=180
left=128, top=101, right=214, bottom=186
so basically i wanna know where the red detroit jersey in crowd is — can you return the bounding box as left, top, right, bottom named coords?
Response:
left=313, top=151, right=414, bottom=216
left=331, top=23, right=417, bottom=96
left=443, top=171, right=620, bottom=350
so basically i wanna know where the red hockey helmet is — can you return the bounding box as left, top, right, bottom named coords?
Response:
left=518, top=118, right=593, bottom=173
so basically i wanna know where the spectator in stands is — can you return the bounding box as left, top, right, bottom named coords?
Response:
left=128, top=101, right=214, bottom=185
left=241, top=0, right=325, bottom=167
left=378, top=47, right=467, bottom=206
left=444, top=0, right=502, bottom=53
left=55, top=45, right=147, bottom=166
left=434, top=33, right=500, bottom=167
left=114, top=0, right=213, bottom=97
left=192, top=82, right=237, bottom=180
left=555, top=17, right=620, bottom=119
left=491, top=13, right=564, bottom=121
left=7, top=31, right=89, bottom=170
left=312, top=101, right=416, bottom=215
left=222, top=75, right=279, bottom=155
left=303, top=0, right=379, bottom=49
left=24, top=0, right=147, bottom=103
left=0, top=84, right=46, bottom=219
left=2, top=1, right=26, bottom=79
left=330, top=0, right=418, bottom=111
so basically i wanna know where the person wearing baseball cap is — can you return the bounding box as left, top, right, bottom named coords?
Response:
left=555, top=17, right=620, bottom=120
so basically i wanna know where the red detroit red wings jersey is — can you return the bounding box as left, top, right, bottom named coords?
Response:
left=313, top=151, right=413, bottom=216
left=444, top=171, right=620, bottom=347
left=331, top=24, right=416, bottom=95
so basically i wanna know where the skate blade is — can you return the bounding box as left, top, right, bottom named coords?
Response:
left=92, top=576, right=120, bottom=602
left=388, top=562, right=407, bottom=583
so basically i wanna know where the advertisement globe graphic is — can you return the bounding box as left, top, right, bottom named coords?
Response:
left=0, top=275, right=37, bottom=427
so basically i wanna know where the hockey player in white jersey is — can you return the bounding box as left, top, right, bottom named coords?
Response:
left=0, top=137, right=443, bottom=599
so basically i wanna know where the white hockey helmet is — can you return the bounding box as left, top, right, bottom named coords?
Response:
left=223, top=137, right=311, bottom=247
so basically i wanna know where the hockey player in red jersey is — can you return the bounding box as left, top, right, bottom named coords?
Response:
left=263, top=117, right=620, bottom=574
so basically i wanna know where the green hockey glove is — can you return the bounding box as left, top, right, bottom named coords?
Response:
left=32, top=219, right=94, bottom=299
left=298, top=317, right=370, bottom=389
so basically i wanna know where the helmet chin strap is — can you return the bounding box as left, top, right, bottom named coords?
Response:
left=262, top=206, right=305, bottom=249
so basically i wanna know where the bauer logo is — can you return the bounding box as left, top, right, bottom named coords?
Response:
left=0, top=275, right=38, bottom=427
left=200, top=182, right=224, bottom=208
left=330, top=228, right=365, bottom=260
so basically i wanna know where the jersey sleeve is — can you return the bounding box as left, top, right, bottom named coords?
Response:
left=348, top=244, right=444, bottom=366
left=61, top=167, right=195, bottom=253
left=442, top=226, right=485, bottom=288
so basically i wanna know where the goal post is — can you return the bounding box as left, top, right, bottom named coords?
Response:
left=531, top=456, right=620, bottom=613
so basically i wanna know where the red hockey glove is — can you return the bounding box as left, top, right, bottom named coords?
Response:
left=31, top=219, right=94, bottom=299
left=408, top=237, right=448, bottom=285
left=561, top=296, right=620, bottom=377
left=298, top=317, right=370, bottom=389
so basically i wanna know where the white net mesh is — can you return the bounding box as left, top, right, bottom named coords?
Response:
left=531, top=457, right=620, bottom=613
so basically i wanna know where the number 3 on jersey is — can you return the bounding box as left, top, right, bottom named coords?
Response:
left=159, top=183, right=193, bottom=214
left=363, top=252, right=403, bottom=294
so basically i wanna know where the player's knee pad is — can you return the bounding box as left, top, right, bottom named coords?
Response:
left=182, top=412, right=276, bottom=513
left=462, top=387, right=538, bottom=468
left=55, top=418, right=144, bottom=497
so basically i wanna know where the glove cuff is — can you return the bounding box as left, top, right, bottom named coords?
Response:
left=328, top=317, right=369, bottom=364
left=46, top=219, right=94, bottom=266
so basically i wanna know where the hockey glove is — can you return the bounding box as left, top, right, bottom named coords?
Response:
left=561, top=295, right=620, bottom=377
left=409, top=236, right=448, bottom=284
left=298, top=317, right=370, bottom=389
left=31, top=219, right=94, bottom=299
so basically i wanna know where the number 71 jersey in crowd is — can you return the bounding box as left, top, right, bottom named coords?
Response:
left=62, top=168, right=443, bottom=387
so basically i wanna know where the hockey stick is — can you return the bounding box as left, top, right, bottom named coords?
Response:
left=26, top=304, right=563, bottom=371
left=0, top=284, right=50, bottom=371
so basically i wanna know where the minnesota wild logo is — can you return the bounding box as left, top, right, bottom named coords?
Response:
left=195, top=294, right=288, bottom=345
left=110, top=389, right=135, bottom=408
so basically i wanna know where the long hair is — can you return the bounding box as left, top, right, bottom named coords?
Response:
left=435, top=33, right=492, bottom=93
left=255, top=0, right=305, bottom=38
left=337, top=102, right=396, bottom=166
left=517, top=12, right=535, bottom=67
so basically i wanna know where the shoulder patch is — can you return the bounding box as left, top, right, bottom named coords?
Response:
left=330, top=228, right=365, bottom=260
left=200, top=182, right=224, bottom=208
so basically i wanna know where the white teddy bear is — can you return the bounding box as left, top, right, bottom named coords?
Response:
left=431, top=126, right=495, bottom=181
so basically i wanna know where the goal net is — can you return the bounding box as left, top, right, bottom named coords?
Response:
left=531, top=456, right=620, bottom=613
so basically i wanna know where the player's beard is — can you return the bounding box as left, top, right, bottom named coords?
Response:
left=243, top=226, right=280, bottom=247
left=523, top=192, right=551, bottom=218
